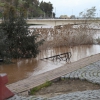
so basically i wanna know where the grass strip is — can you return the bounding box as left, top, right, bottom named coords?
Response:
left=30, top=81, right=52, bottom=95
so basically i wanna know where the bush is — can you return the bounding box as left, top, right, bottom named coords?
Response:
left=0, top=4, right=44, bottom=60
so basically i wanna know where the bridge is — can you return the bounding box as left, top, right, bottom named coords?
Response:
left=0, top=19, right=100, bottom=26
left=26, top=19, right=100, bottom=26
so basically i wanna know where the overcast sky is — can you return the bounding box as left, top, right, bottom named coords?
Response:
left=39, top=0, right=100, bottom=17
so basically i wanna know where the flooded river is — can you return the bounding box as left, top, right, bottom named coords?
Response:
left=0, top=24, right=100, bottom=84
left=0, top=45, right=100, bottom=84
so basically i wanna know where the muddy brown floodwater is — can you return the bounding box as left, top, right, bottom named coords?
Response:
left=0, top=45, right=100, bottom=84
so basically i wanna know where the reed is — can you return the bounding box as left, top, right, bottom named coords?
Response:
left=30, top=24, right=97, bottom=50
left=96, top=37, right=100, bottom=44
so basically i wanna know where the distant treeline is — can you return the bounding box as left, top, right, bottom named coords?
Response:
left=0, top=0, right=55, bottom=18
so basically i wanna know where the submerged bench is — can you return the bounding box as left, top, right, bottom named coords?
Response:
left=0, top=59, right=3, bottom=62
left=41, top=52, right=72, bottom=62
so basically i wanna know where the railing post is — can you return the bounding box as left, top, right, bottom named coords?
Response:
left=0, top=73, right=14, bottom=100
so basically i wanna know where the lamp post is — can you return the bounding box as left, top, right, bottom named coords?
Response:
left=44, top=12, right=45, bottom=18
left=72, top=9, right=73, bottom=15
left=52, top=12, right=53, bottom=18
left=99, top=10, right=100, bottom=19
left=97, top=13, right=98, bottom=18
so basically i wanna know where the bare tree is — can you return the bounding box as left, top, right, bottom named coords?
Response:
left=79, top=6, right=96, bottom=19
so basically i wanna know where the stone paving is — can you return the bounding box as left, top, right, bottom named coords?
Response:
left=7, top=60, right=100, bottom=100
left=7, top=89, right=100, bottom=100
left=48, top=90, right=100, bottom=100
left=7, top=95, right=45, bottom=100
left=61, top=60, right=100, bottom=84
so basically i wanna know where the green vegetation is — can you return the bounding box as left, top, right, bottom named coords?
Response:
left=0, top=3, right=44, bottom=61
left=0, top=0, right=54, bottom=62
left=30, top=81, right=52, bottom=95
left=0, top=0, right=55, bottom=18
left=0, top=2, right=5, bottom=7
left=40, top=1, right=55, bottom=18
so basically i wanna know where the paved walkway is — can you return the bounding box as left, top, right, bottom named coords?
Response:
left=7, top=53, right=100, bottom=94
left=7, top=95, right=44, bottom=100
left=7, top=55, right=100, bottom=100
left=62, top=60, right=100, bottom=84
left=7, top=89, right=100, bottom=100
left=48, top=89, right=100, bottom=100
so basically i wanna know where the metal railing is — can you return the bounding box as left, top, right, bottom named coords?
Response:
left=41, top=52, right=72, bottom=63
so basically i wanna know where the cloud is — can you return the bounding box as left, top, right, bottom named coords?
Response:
left=40, top=0, right=96, bottom=8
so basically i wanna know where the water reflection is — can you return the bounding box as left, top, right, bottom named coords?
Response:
left=37, top=45, right=100, bottom=62
left=0, top=45, right=100, bottom=84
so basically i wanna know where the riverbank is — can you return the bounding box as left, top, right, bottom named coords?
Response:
left=7, top=60, right=100, bottom=100
left=7, top=53, right=100, bottom=94
left=33, top=79, right=100, bottom=98
left=31, top=60, right=100, bottom=98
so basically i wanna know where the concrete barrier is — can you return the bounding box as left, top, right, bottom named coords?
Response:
left=0, top=73, right=14, bottom=100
